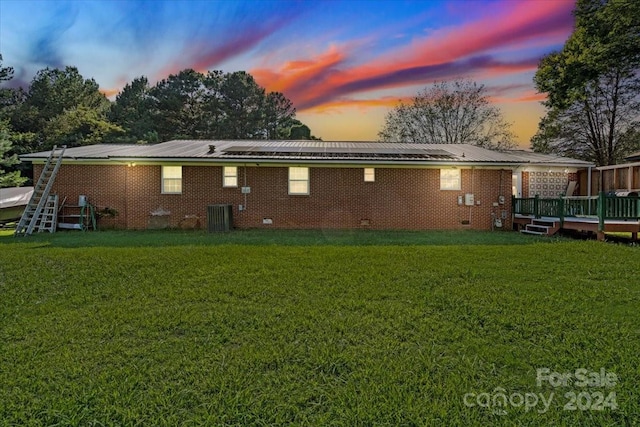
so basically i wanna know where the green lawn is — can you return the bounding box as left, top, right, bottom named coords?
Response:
left=1, top=230, right=638, bottom=426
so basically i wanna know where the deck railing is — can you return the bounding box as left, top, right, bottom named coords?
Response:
left=513, top=193, right=640, bottom=231
left=564, top=196, right=599, bottom=217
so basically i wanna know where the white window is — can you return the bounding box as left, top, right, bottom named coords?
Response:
left=289, top=167, right=309, bottom=195
left=223, top=166, right=238, bottom=187
left=162, top=166, right=182, bottom=194
left=364, top=167, right=375, bottom=182
left=440, top=169, right=461, bottom=190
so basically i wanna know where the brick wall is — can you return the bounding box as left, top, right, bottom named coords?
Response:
left=39, top=163, right=513, bottom=231
left=522, top=172, right=529, bottom=198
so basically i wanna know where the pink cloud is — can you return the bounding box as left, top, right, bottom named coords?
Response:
left=252, top=0, right=574, bottom=111
left=511, top=91, right=547, bottom=103
left=252, top=45, right=346, bottom=95
left=157, top=10, right=302, bottom=80
left=304, top=96, right=412, bottom=113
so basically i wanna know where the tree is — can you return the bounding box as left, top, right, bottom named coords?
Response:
left=378, top=79, right=515, bottom=149
left=532, top=0, right=640, bottom=166
left=217, top=71, right=267, bottom=139
left=0, top=55, right=27, bottom=187
left=109, top=76, right=158, bottom=143
left=44, top=106, right=123, bottom=148
left=131, top=69, right=304, bottom=141
left=0, top=54, right=16, bottom=110
left=0, top=121, right=26, bottom=187
left=149, top=69, right=209, bottom=141
left=0, top=54, right=12, bottom=82
left=264, top=92, right=296, bottom=139
left=9, top=67, right=115, bottom=151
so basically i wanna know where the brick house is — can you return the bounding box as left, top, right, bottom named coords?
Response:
left=21, top=140, right=591, bottom=231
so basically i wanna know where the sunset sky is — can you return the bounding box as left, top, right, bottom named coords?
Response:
left=0, top=0, right=575, bottom=147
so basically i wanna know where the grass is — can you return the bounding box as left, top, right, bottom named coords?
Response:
left=1, top=228, right=552, bottom=247
left=1, top=229, right=639, bottom=425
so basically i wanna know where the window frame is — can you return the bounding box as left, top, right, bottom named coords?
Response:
left=161, top=165, right=183, bottom=194
left=440, top=168, right=461, bottom=191
left=223, top=166, right=238, bottom=188
left=288, top=167, right=310, bottom=195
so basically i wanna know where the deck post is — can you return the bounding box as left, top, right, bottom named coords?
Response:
left=597, top=191, right=605, bottom=233
left=558, top=197, right=565, bottom=227
left=534, top=195, right=540, bottom=219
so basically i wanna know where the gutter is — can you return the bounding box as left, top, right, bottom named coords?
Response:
left=596, top=161, right=640, bottom=171
left=20, top=155, right=593, bottom=169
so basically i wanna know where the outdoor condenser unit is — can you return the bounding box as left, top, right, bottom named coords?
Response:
left=207, top=204, right=233, bottom=232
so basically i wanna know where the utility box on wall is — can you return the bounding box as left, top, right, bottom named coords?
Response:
left=207, top=204, right=233, bottom=232
left=465, top=193, right=475, bottom=206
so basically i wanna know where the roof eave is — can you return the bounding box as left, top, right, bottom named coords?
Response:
left=596, top=161, right=640, bottom=171
left=20, top=155, right=593, bottom=168
left=108, top=156, right=527, bottom=167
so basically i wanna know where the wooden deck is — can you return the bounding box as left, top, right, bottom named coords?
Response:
left=514, top=215, right=640, bottom=240
left=513, top=193, right=640, bottom=241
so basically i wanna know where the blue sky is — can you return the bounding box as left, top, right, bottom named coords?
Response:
left=0, top=0, right=575, bottom=144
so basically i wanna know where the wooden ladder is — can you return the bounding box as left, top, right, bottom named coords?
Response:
left=14, top=145, right=66, bottom=236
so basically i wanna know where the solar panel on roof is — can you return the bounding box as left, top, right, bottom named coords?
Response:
left=422, top=149, right=454, bottom=156
left=222, top=146, right=258, bottom=152
left=220, top=144, right=456, bottom=160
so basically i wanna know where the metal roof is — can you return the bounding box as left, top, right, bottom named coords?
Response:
left=625, top=151, right=640, bottom=162
left=20, top=140, right=593, bottom=167
left=501, top=149, right=590, bottom=165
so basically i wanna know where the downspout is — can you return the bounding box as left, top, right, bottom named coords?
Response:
left=243, top=164, right=248, bottom=211
left=469, top=167, right=475, bottom=225
left=125, top=164, right=130, bottom=229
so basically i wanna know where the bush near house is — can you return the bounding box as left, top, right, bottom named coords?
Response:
left=0, top=230, right=638, bottom=425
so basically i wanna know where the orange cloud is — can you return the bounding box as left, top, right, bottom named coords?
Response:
left=304, top=96, right=412, bottom=113
left=100, top=88, right=120, bottom=98
left=252, top=0, right=573, bottom=112
left=252, top=44, right=346, bottom=95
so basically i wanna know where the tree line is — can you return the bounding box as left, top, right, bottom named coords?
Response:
left=0, top=60, right=316, bottom=186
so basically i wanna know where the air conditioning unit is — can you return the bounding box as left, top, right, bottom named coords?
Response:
left=207, top=204, right=233, bottom=232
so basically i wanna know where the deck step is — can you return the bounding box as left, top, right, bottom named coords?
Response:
left=521, top=229, right=546, bottom=235
left=526, top=224, right=550, bottom=233
left=532, top=219, right=557, bottom=227
left=520, top=218, right=560, bottom=236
